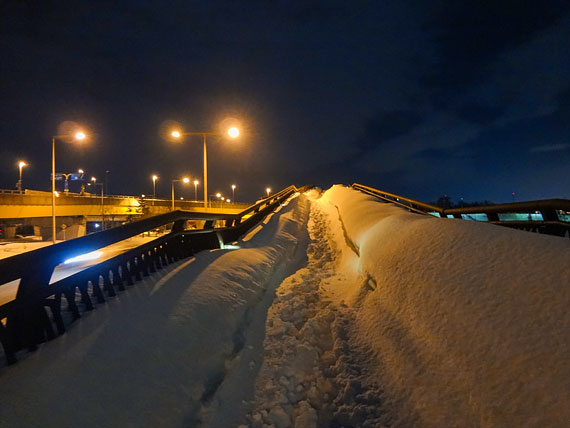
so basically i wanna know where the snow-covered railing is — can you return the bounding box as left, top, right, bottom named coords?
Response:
left=0, top=185, right=301, bottom=365
left=352, top=183, right=570, bottom=237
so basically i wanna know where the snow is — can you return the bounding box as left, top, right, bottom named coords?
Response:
left=1, top=185, right=568, bottom=428
left=0, top=193, right=310, bottom=427
left=321, top=185, right=570, bottom=427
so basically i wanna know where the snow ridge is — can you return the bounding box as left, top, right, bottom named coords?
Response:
left=323, top=184, right=570, bottom=428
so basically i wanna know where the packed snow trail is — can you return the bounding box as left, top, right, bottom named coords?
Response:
left=203, top=192, right=388, bottom=427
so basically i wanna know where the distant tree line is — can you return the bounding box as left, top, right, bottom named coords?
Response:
left=431, top=195, right=495, bottom=209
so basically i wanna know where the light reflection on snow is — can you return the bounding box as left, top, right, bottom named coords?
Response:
left=222, top=244, right=241, bottom=250
left=64, top=251, right=103, bottom=264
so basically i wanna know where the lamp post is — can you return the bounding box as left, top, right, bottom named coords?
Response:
left=17, top=161, right=27, bottom=192
left=193, top=179, right=199, bottom=201
left=231, top=184, right=236, bottom=202
left=52, top=130, right=87, bottom=243
left=211, top=192, right=222, bottom=208
left=266, top=187, right=271, bottom=198
left=170, top=125, right=240, bottom=208
left=172, top=177, right=190, bottom=211
left=89, top=176, right=105, bottom=230
left=152, top=175, right=159, bottom=206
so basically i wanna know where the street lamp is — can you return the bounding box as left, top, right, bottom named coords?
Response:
left=170, top=122, right=240, bottom=208
left=193, top=179, right=199, bottom=201
left=52, top=130, right=87, bottom=243
left=266, top=187, right=271, bottom=198
left=89, top=176, right=105, bottom=231
left=17, top=161, right=27, bottom=192
left=172, top=177, right=190, bottom=211
left=231, top=184, right=236, bottom=201
left=152, top=174, right=159, bottom=206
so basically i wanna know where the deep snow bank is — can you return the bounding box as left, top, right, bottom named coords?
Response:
left=0, top=193, right=310, bottom=428
left=322, top=185, right=570, bottom=428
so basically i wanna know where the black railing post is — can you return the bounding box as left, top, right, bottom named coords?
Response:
left=147, top=251, right=157, bottom=273
left=122, top=263, right=134, bottom=286
left=152, top=248, right=162, bottom=270
left=91, top=277, right=106, bottom=303
left=0, top=322, right=17, bottom=364
left=112, top=266, right=125, bottom=291
left=79, top=281, right=94, bottom=310
left=141, top=254, right=150, bottom=277
left=46, top=294, right=66, bottom=335
left=133, top=258, right=143, bottom=281
left=64, top=284, right=81, bottom=319
left=102, top=270, right=116, bottom=296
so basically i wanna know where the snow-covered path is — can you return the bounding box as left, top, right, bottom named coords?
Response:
left=203, top=193, right=388, bottom=428
left=1, top=186, right=569, bottom=428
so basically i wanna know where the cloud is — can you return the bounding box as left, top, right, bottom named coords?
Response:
left=424, top=1, right=570, bottom=91
left=530, top=143, right=570, bottom=153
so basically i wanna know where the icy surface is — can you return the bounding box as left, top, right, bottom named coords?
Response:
left=1, top=186, right=568, bottom=428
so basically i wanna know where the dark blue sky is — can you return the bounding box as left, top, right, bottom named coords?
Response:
left=1, top=1, right=569, bottom=203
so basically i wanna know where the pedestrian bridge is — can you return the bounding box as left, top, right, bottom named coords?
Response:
left=0, top=183, right=568, bottom=366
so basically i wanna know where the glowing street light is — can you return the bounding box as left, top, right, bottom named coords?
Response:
left=172, top=177, right=190, bottom=211
left=169, top=121, right=240, bottom=208
left=17, top=161, right=27, bottom=192
left=151, top=174, right=159, bottom=205
left=266, top=187, right=271, bottom=198
left=52, top=128, right=89, bottom=243
left=231, top=184, right=236, bottom=201
left=227, top=127, right=239, bottom=138
left=193, top=179, right=199, bottom=201
left=88, top=176, right=105, bottom=231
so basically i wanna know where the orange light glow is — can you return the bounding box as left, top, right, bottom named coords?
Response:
left=227, top=127, right=239, bottom=138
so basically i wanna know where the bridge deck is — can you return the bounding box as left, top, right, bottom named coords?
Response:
left=0, top=189, right=249, bottom=219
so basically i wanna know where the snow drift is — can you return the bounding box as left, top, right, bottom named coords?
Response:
left=322, top=185, right=570, bottom=428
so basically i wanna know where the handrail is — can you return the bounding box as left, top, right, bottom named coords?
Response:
left=444, top=199, right=570, bottom=215
left=351, top=183, right=570, bottom=237
left=352, top=183, right=441, bottom=214
left=237, top=185, right=298, bottom=218
left=0, top=185, right=300, bottom=365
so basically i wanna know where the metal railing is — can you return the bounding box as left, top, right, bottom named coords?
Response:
left=352, top=183, right=570, bottom=238
left=0, top=185, right=301, bottom=365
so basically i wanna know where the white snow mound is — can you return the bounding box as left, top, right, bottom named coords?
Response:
left=322, top=185, right=570, bottom=428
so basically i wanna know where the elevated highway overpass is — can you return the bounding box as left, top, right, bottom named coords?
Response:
left=0, top=189, right=249, bottom=240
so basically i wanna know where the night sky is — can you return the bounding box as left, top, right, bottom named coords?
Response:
left=1, top=1, right=569, bottom=203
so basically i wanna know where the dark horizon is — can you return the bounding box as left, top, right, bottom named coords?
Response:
left=1, top=1, right=569, bottom=204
